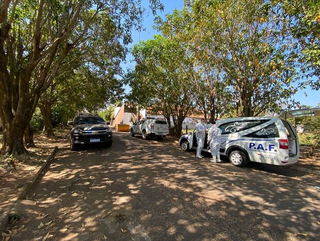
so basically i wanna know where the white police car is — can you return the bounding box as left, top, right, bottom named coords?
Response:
left=179, top=117, right=299, bottom=167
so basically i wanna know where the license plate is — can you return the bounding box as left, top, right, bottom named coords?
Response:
left=158, top=132, right=163, bottom=135
left=90, top=138, right=100, bottom=142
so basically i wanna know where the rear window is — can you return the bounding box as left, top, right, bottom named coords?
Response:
left=155, top=120, right=167, bottom=125
left=219, top=120, right=269, bottom=134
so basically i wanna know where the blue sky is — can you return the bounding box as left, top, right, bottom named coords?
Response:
left=125, top=0, right=319, bottom=108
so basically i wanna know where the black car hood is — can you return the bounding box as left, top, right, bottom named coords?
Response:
left=73, top=124, right=110, bottom=131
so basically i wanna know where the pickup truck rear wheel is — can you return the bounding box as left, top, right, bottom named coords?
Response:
left=142, top=130, right=147, bottom=140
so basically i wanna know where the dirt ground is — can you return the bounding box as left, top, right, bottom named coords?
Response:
left=0, top=130, right=68, bottom=215
left=0, top=130, right=319, bottom=240
left=1, top=132, right=319, bottom=241
left=1, top=131, right=319, bottom=216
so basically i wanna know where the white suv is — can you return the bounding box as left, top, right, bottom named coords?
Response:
left=130, top=117, right=169, bottom=140
left=179, top=117, right=299, bottom=167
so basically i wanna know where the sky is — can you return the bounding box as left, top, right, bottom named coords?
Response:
left=124, top=0, right=320, bottom=108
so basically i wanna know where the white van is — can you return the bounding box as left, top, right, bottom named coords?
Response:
left=179, top=117, right=299, bottom=167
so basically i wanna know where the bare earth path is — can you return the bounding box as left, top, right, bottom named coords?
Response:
left=2, top=132, right=320, bottom=241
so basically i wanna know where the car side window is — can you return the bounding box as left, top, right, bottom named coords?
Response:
left=244, top=123, right=279, bottom=138
left=219, top=120, right=269, bottom=134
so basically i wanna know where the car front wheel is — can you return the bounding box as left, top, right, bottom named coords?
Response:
left=130, top=129, right=135, bottom=137
left=105, top=141, right=113, bottom=148
left=180, top=140, right=189, bottom=151
left=229, top=150, right=248, bottom=167
left=70, top=140, right=78, bottom=151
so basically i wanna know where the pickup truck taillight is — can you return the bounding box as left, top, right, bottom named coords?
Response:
left=279, top=139, right=289, bottom=149
left=150, top=124, right=154, bottom=129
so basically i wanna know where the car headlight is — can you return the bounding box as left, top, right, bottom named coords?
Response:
left=74, top=129, right=81, bottom=134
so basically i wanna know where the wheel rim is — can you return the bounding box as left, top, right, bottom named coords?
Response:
left=230, top=152, right=243, bottom=165
left=142, top=131, right=146, bottom=139
left=181, top=141, right=188, bottom=151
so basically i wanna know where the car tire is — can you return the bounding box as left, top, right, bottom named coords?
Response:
left=70, top=141, right=78, bottom=151
left=180, top=140, right=190, bottom=152
left=229, top=150, right=248, bottom=167
left=130, top=129, right=135, bottom=137
left=105, top=141, right=113, bottom=148
left=142, top=130, right=147, bottom=140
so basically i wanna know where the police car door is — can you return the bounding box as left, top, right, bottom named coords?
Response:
left=138, top=120, right=145, bottom=133
left=245, top=121, right=280, bottom=164
left=133, top=121, right=141, bottom=134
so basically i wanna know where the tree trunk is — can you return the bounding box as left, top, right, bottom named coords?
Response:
left=0, top=67, right=40, bottom=155
left=25, top=124, right=35, bottom=148
left=173, top=114, right=185, bottom=138
left=1, top=119, right=28, bottom=155
left=165, top=114, right=171, bottom=129
left=39, top=101, right=55, bottom=137
left=209, top=97, right=216, bottom=123
left=240, top=89, right=253, bottom=117
left=0, top=117, right=3, bottom=132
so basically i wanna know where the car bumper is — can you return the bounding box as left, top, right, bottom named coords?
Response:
left=72, top=133, right=112, bottom=145
left=147, top=131, right=169, bottom=137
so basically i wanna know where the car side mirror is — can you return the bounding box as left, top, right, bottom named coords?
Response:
left=67, top=121, right=74, bottom=126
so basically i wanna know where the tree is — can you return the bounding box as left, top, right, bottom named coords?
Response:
left=157, top=0, right=301, bottom=117
left=280, top=0, right=320, bottom=90
left=38, top=49, right=124, bottom=137
left=0, top=0, right=162, bottom=154
left=128, top=35, right=197, bottom=136
left=188, top=0, right=301, bottom=116
left=99, top=106, right=115, bottom=122
left=154, top=8, right=235, bottom=122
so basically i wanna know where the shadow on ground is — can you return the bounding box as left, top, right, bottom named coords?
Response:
left=3, top=132, right=320, bottom=241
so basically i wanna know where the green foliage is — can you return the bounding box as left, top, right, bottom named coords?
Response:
left=0, top=0, right=163, bottom=153
left=287, top=116, right=320, bottom=145
left=298, top=133, right=318, bottom=146
left=51, top=104, right=76, bottom=126
left=99, top=107, right=115, bottom=122
left=189, top=0, right=300, bottom=116
left=129, top=34, right=197, bottom=135
left=295, top=116, right=320, bottom=133
left=280, top=0, right=320, bottom=89
left=30, top=108, right=44, bottom=132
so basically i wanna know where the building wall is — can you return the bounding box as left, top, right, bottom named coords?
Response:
left=123, top=113, right=136, bottom=125
left=112, top=105, right=138, bottom=126
left=112, top=105, right=125, bottom=126
left=111, top=104, right=204, bottom=129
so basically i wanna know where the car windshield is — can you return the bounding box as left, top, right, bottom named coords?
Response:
left=74, top=117, right=105, bottom=125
